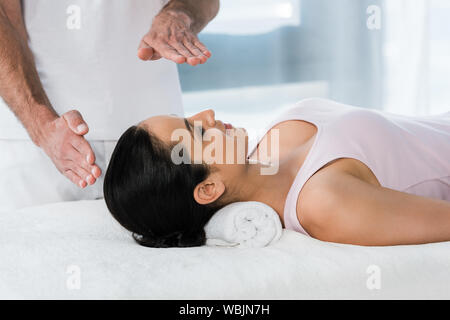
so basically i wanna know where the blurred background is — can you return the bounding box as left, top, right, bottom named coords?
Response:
left=180, top=0, right=450, bottom=131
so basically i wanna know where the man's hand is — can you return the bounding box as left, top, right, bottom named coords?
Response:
left=37, top=110, right=102, bottom=189
left=138, top=10, right=212, bottom=66
left=1, top=2, right=101, bottom=189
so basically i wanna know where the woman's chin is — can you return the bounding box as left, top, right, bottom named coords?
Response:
left=225, top=126, right=247, bottom=136
left=236, top=126, right=247, bottom=134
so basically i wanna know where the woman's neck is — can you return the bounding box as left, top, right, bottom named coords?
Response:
left=237, top=154, right=306, bottom=225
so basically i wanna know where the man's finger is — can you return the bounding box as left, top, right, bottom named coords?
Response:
left=64, top=169, right=86, bottom=188
left=183, top=39, right=208, bottom=64
left=150, top=51, right=162, bottom=60
left=70, top=145, right=100, bottom=178
left=158, top=44, right=187, bottom=64
left=171, top=41, right=194, bottom=58
left=62, top=110, right=89, bottom=135
left=138, top=40, right=155, bottom=61
left=193, top=39, right=212, bottom=58
left=70, top=161, right=96, bottom=185
left=71, top=136, right=96, bottom=165
left=170, top=42, right=201, bottom=66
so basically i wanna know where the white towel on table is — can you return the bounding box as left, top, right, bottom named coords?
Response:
left=204, top=201, right=283, bottom=248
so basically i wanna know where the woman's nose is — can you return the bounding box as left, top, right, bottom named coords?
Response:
left=204, top=109, right=216, bottom=126
left=191, top=109, right=216, bottom=127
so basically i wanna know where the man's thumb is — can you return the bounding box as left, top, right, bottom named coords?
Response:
left=138, top=40, right=155, bottom=61
left=62, top=110, right=89, bottom=135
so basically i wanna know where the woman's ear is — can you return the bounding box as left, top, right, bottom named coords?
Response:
left=193, top=176, right=225, bottom=205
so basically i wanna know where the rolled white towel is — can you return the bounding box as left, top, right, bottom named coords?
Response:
left=204, top=201, right=283, bottom=248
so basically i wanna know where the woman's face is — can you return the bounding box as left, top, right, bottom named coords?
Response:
left=138, top=110, right=249, bottom=202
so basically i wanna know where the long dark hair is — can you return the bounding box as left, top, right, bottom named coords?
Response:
left=103, top=125, right=224, bottom=248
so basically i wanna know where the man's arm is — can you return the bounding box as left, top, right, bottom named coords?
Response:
left=138, top=0, right=220, bottom=65
left=162, top=0, right=220, bottom=34
left=0, top=1, right=101, bottom=188
left=0, top=1, right=57, bottom=143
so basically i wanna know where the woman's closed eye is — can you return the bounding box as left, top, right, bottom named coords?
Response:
left=197, top=126, right=206, bottom=137
left=184, top=118, right=205, bottom=139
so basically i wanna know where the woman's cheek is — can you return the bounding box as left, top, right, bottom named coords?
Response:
left=202, top=133, right=225, bottom=165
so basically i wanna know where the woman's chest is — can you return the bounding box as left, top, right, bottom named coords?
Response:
left=248, top=120, right=381, bottom=187
left=248, top=120, right=318, bottom=164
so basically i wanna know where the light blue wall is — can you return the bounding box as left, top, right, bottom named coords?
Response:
left=178, top=0, right=383, bottom=109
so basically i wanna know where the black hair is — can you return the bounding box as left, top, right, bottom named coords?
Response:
left=103, top=125, right=225, bottom=248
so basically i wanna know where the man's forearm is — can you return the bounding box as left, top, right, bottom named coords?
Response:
left=0, top=2, right=57, bottom=146
left=162, top=0, right=220, bottom=34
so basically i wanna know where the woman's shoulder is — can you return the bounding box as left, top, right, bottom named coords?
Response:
left=296, top=158, right=381, bottom=229
left=291, top=98, right=356, bottom=113
left=300, top=158, right=381, bottom=198
left=280, top=98, right=360, bottom=129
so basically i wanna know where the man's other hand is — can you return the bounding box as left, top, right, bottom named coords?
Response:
left=38, top=110, right=102, bottom=189
left=138, top=10, right=212, bottom=66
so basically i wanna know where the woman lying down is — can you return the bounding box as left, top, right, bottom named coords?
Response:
left=103, top=98, right=450, bottom=248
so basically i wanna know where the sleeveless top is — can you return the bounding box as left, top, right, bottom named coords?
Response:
left=0, top=0, right=183, bottom=140
left=247, top=98, right=450, bottom=235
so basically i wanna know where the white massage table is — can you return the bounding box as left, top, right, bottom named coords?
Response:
left=0, top=199, right=449, bottom=299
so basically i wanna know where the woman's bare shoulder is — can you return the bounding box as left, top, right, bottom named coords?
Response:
left=295, top=159, right=379, bottom=230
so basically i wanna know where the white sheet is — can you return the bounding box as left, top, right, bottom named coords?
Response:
left=0, top=199, right=449, bottom=299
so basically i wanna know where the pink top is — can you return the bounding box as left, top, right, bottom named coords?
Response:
left=247, top=98, right=450, bottom=235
